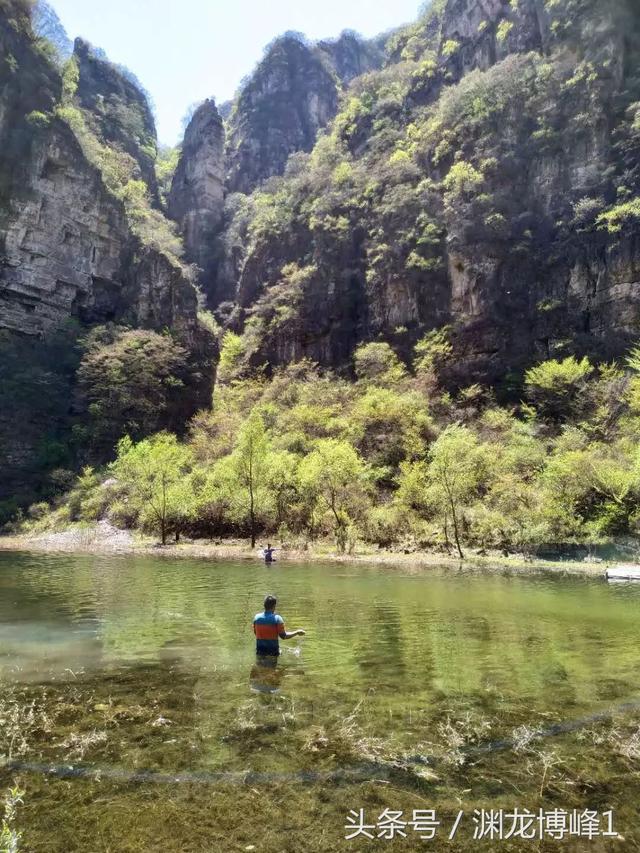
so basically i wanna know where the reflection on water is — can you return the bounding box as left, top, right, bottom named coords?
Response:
left=2, top=552, right=640, bottom=756
left=250, top=656, right=284, bottom=694
left=3, top=551, right=640, bottom=851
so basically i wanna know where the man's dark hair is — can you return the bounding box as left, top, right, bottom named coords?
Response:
left=264, top=595, right=277, bottom=611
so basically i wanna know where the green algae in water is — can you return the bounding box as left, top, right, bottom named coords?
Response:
left=1, top=551, right=640, bottom=850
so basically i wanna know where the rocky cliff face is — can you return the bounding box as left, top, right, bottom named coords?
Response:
left=204, top=0, right=640, bottom=384
left=168, top=30, right=383, bottom=306
left=317, top=30, right=385, bottom=85
left=168, top=99, right=225, bottom=292
left=1, top=0, right=639, bottom=511
left=225, top=32, right=383, bottom=195
left=0, top=1, right=216, bottom=506
left=74, top=38, right=159, bottom=199
left=224, top=35, right=340, bottom=196
left=0, top=118, right=203, bottom=339
left=0, top=13, right=200, bottom=341
left=434, top=0, right=639, bottom=383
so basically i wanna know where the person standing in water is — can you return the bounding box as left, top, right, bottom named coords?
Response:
left=263, top=543, right=277, bottom=564
left=253, top=595, right=305, bottom=656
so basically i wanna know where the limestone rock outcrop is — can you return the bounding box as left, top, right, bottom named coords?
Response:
left=225, top=35, right=340, bottom=195
left=211, top=0, right=640, bottom=382
left=168, top=99, right=225, bottom=291
left=317, top=30, right=385, bottom=85
left=225, top=32, right=383, bottom=195
left=0, top=1, right=216, bottom=503
left=0, top=43, right=198, bottom=340
left=74, top=38, right=159, bottom=199
left=3, top=0, right=640, bottom=432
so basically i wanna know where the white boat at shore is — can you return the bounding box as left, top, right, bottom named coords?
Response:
left=605, top=565, right=640, bottom=581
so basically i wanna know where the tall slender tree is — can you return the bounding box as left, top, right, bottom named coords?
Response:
left=232, top=411, right=270, bottom=547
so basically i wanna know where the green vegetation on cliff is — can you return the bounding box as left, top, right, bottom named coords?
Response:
left=54, top=46, right=185, bottom=264
left=2, top=0, right=640, bottom=552
left=212, top=0, right=640, bottom=380
left=0, top=3, right=216, bottom=517
left=0, top=323, right=206, bottom=524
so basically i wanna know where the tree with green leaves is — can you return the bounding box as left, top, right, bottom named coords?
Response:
left=232, top=411, right=270, bottom=547
left=111, top=433, right=194, bottom=545
left=217, top=331, right=248, bottom=385
left=413, top=327, right=453, bottom=377
left=626, top=347, right=640, bottom=415
left=266, top=450, right=301, bottom=533
left=77, top=326, right=191, bottom=460
left=525, top=356, right=593, bottom=423
left=353, top=342, right=407, bottom=387
left=540, top=435, right=640, bottom=541
left=299, top=439, right=369, bottom=551
left=426, top=424, right=487, bottom=558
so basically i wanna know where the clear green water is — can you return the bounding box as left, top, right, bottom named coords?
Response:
left=1, top=551, right=640, bottom=851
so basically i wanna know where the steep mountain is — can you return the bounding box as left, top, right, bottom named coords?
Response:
left=0, top=7, right=202, bottom=339
left=32, top=0, right=72, bottom=62
left=74, top=37, right=159, bottom=199
left=2, top=0, right=640, bottom=517
left=168, top=99, right=225, bottom=296
left=0, top=0, right=216, bottom=509
left=203, top=0, right=640, bottom=385
left=317, top=30, right=386, bottom=85
left=224, top=32, right=384, bottom=195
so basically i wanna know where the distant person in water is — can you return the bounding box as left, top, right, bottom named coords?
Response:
left=263, top=543, right=277, bottom=564
left=253, top=595, right=305, bottom=656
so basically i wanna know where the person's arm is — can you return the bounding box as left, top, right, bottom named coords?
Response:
left=277, top=616, right=305, bottom=640
left=280, top=629, right=305, bottom=640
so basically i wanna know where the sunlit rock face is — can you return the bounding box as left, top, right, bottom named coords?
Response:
left=224, top=32, right=382, bottom=196
left=439, top=0, right=549, bottom=72
left=0, top=6, right=202, bottom=340
left=0, top=1, right=217, bottom=500
left=201, top=0, right=640, bottom=383
left=0, top=99, right=199, bottom=341
left=74, top=37, right=160, bottom=200
left=317, top=30, right=385, bottom=84
left=3, top=0, right=640, bottom=394
left=224, top=35, right=341, bottom=196
left=168, top=100, right=225, bottom=293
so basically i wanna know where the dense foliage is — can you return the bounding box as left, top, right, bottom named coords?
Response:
left=0, top=323, right=202, bottom=521
left=3, top=0, right=640, bottom=557
left=0, top=324, right=81, bottom=521
left=30, top=335, right=640, bottom=557
left=53, top=50, right=185, bottom=263
left=0, top=6, right=216, bottom=521
left=75, top=326, right=195, bottom=460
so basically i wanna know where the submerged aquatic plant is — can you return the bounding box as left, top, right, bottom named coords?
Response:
left=512, top=723, right=541, bottom=752
left=60, top=729, right=108, bottom=760
left=225, top=695, right=298, bottom=745
left=0, top=785, right=24, bottom=853
left=433, top=712, right=492, bottom=766
left=0, top=689, right=52, bottom=760
left=300, top=697, right=390, bottom=767
left=537, top=749, right=563, bottom=797
left=608, top=724, right=640, bottom=763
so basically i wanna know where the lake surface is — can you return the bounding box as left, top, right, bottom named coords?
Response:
left=1, top=551, right=639, bottom=851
